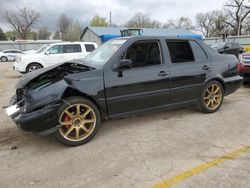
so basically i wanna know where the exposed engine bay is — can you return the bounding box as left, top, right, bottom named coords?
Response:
left=15, top=62, right=94, bottom=104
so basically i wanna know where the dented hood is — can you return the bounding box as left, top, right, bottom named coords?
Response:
left=16, top=60, right=95, bottom=89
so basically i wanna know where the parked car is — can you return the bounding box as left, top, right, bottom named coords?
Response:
left=0, top=49, right=24, bottom=62
left=13, top=42, right=98, bottom=73
left=6, top=37, right=242, bottom=146
left=238, top=51, right=250, bottom=82
left=210, top=42, right=242, bottom=58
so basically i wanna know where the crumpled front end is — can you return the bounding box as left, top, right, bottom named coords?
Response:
left=7, top=62, right=95, bottom=135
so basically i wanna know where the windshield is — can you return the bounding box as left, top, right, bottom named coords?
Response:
left=37, top=44, right=50, bottom=53
left=210, top=43, right=225, bottom=49
left=84, top=39, right=127, bottom=66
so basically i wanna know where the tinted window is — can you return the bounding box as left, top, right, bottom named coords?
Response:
left=63, top=44, right=81, bottom=53
left=3, top=51, right=12, bottom=53
left=85, top=44, right=95, bottom=52
left=12, top=50, right=22, bottom=53
left=125, top=41, right=161, bottom=68
left=189, top=41, right=207, bottom=61
left=48, top=45, right=63, bottom=54
left=225, top=43, right=232, bottom=48
left=166, top=40, right=194, bottom=63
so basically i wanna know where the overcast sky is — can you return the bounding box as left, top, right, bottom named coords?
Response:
left=0, top=0, right=225, bottom=31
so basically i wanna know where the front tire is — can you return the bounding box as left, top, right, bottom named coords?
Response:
left=55, top=97, right=101, bottom=146
left=26, top=63, right=43, bottom=73
left=1, top=56, right=8, bottom=62
left=198, top=81, right=224, bottom=113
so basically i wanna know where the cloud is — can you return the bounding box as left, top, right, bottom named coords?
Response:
left=0, top=0, right=224, bottom=31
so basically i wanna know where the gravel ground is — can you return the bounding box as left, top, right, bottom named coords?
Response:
left=0, top=63, right=250, bottom=188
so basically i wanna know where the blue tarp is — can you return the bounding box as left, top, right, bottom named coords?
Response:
left=100, top=34, right=120, bottom=42
left=177, top=34, right=202, bottom=40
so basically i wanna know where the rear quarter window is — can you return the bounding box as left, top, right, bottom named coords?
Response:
left=85, top=44, right=95, bottom=52
left=189, top=41, right=207, bottom=61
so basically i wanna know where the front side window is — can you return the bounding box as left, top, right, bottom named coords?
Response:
left=37, top=45, right=50, bottom=53
left=166, top=40, right=194, bottom=63
left=124, top=41, right=161, bottom=68
left=48, top=45, right=63, bottom=54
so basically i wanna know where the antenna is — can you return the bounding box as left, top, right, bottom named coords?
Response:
left=109, top=11, right=112, bottom=27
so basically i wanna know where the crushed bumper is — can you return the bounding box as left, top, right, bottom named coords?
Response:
left=9, top=102, right=61, bottom=135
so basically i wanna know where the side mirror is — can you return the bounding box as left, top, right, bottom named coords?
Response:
left=224, top=46, right=229, bottom=50
left=113, top=59, right=132, bottom=71
left=45, top=51, right=50, bottom=55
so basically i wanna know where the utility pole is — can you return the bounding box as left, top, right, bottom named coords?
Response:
left=109, top=11, right=112, bottom=27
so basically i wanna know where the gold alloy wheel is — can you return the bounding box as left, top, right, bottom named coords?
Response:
left=204, top=84, right=222, bottom=110
left=59, top=104, right=96, bottom=142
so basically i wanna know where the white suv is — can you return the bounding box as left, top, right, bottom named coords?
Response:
left=13, top=42, right=98, bottom=73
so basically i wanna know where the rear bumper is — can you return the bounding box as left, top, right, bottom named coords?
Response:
left=223, top=75, right=243, bottom=96
left=10, top=102, right=61, bottom=135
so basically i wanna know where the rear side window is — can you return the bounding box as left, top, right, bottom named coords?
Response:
left=63, top=44, right=82, bottom=53
left=189, top=41, right=207, bottom=61
left=166, top=40, right=194, bottom=63
left=85, top=44, right=95, bottom=52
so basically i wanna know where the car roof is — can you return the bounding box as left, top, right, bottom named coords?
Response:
left=114, top=36, right=200, bottom=41
left=2, top=49, right=23, bottom=52
left=50, top=42, right=97, bottom=45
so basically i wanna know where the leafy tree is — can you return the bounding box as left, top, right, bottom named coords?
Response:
left=0, top=28, right=7, bottom=41
left=5, top=31, right=18, bottom=41
left=90, top=15, right=108, bottom=27
left=5, top=7, right=40, bottom=39
left=125, top=12, right=161, bottom=28
left=38, top=26, right=51, bottom=39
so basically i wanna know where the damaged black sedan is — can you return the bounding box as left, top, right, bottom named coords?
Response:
left=6, top=37, right=242, bottom=146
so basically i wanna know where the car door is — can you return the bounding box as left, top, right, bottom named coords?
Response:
left=104, top=40, right=171, bottom=117
left=166, top=40, right=210, bottom=104
left=43, top=45, right=65, bottom=66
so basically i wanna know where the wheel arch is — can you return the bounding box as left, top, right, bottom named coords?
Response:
left=206, top=77, right=225, bottom=92
left=26, top=62, right=44, bottom=72
left=1, top=56, right=8, bottom=60
left=61, top=87, right=106, bottom=119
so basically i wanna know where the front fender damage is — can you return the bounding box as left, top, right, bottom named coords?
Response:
left=10, top=62, right=95, bottom=135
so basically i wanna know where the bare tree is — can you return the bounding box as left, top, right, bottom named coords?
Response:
left=195, top=10, right=230, bottom=38
left=224, top=0, right=250, bottom=35
left=58, top=14, right=71, bottom=40
left=125, top=12, right=161, bottom=28
left=195, top=12, right=214, bottom=37
left=65, top=21, right=83, bottom=41
left=163, top=17, right=194, bottom=30
left=5, top=7, right=40, bottom=39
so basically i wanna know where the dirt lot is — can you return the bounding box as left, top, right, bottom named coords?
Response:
left=0, top=63, right=250, bottom=188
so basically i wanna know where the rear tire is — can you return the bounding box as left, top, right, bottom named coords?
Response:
left=198, top=80, right=224, bottom=113
left=26, top=63, right=43, bottom=73
left=1, top=56, right=8, bottom=62
left=55, top=97, right=101, bottom=146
